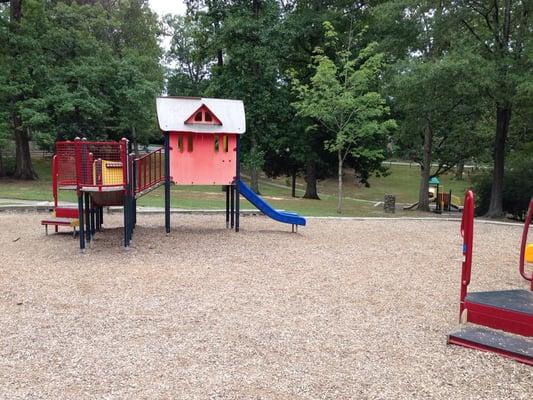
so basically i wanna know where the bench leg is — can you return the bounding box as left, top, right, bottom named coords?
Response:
left=45, top=225, right=48, bottom=235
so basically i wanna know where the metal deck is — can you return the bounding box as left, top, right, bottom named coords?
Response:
left=448, top=324, right=533, bottom=366
left=466, top=290, right=533, bottom=315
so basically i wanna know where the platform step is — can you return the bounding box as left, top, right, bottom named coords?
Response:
left=466, top=290, right=533, bottom=315
left=448, top=324, right=533, bottom=365
left=41, top=217, right=78, bottom=226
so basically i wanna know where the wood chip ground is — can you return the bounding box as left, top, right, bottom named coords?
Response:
left=0, top=212, right=531, bottom=399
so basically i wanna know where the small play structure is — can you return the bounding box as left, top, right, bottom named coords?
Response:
left=447, top=191, right=532, bottom=365
left=404, top=177, right=462, bottom=212
left=42, top=96, right=306, bottom=249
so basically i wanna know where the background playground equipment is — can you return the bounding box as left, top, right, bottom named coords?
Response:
left=42, top=97, right=306, bottom=249
left=403, top=176, right=463, bottom=212
left=447, top=192, right=532, bottom=365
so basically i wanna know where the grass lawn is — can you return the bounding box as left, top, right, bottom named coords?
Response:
left=0, top=158, right=473, bottom=217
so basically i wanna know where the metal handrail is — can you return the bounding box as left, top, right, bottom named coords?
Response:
left=519, top=197, right=533, bottom=288
left=459, top=190, right=474, bottom=316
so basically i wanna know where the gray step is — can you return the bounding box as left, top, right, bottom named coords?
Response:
left=448, top=324, right=533, bottom=365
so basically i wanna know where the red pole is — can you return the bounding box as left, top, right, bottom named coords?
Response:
left=518, top=198, right=533, bottom=290
left=459, top=190, right=474, bottom=318
left=52, top=155, right=58, bottom=209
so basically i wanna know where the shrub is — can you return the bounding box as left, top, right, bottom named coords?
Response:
left=474, top=146, right=533, bottom=220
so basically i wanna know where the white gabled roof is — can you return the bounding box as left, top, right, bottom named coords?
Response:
left=156, top=96, right=246, bottom=134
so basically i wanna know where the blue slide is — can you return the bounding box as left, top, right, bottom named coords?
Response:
left=237, top=179, right=306, bottom=226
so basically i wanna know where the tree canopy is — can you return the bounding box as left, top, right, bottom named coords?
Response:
left=0, top=0, right=531, bottom=216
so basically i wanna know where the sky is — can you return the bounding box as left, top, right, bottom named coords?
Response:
left=148, top=1, right=186, bottom=53
left=148, top=0, right=186, bottom=18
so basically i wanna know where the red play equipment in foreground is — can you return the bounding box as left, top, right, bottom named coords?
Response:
left=447, top=191, right=533, bottom=365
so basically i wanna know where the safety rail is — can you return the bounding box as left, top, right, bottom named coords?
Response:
left=519, top=198, right=533, bottom=289
left=459, top=190, right=474, bottom=316
left=133, top=147, right=164, bottom=195
left=73, top=138, right=127, bottom=192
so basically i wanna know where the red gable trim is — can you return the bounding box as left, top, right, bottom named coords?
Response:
left=184, top=104, right=222, bottom=126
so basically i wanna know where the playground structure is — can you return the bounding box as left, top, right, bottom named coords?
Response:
left=447, top=191, right=533, bottom=365
left=404, top=177, right=462, bottom=212
left=42, top=97, right=306, bottom=249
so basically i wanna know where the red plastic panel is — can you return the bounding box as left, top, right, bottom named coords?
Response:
left=169, top=133, right=236, bottom=185
left=55, top=207, right=78, bottom=219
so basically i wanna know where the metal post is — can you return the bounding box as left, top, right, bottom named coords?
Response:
left=123, top=186, right=129, bottom=248
left=225, top=185, right=230, bottom=228
left=99, top=206, right=103, bottom=228
left=90, top=204, right=96, bottom=236
left=78, top=193, right=85, bottom=250
left=235, top=135, right=240, bottom=232
left=230, top=184, right=235, bottom=228
left=132, top=156, right=137, bottom=229
left=164, top=132, right=171, bottom=234
left=84, top=193, right=91, bottom=243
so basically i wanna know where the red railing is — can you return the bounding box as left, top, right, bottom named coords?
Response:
left=55, top=141, right=77, bottom=187
left=133, top=147, right=164, bottom=195
left=459, top=190, right=474, bottom=316
left=68, top=138, right=127, bottom=192
left=519, top=198, right=533, bottom=290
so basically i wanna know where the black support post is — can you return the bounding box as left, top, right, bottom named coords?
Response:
left=230, top=184, right=235, bottom=229
left=84, top=193, right=91, bottom=243
left=235, top=135, right=240, bottom=232
left=90, top=203, right=96, bottom=236
left=225, top=185, right=230, bottom=228
left=78, top=193, right=85, bottom=250
left=99, top=206, right=104, bottom=228
left=164, top=132, right=171, bottom=234
left=123, top=187, right=129, bottom=248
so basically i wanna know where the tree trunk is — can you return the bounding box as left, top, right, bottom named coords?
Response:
left=291, top=169, right=296, bottom=198
left=486, top=106, right=511, bottom=217
left=10, top=0, right=21, bottom=20
left=455, top=160, right=464, bottom=180
left=13, top=126, right=37, bottom=180
left=9, top=0, right=36, bottom=180
left=417, top=126, right=433, bottom=212
left=132, top=126, right=139, bottom=156
left=337, top=149, right=343, bottom=214
left=303, top=160, right=319, bottom=199
left=0, top=150, right=4, bottom=177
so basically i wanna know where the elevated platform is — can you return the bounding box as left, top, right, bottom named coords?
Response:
left=448, top=324, right=533, bottom=366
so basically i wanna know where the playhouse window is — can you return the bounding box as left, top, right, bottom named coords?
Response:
left=185, top=105, right=222, bottom=125
left=222, top=135, right=228, bottom=152
left=177, top=136, right=183, bottom=152
left=187, top=135, right=193, bottom=152
left=214, top=135, right=219, bottom=152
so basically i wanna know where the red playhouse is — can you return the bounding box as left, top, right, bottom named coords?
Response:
left=447, top=191, right=533, bottom=365
left=41, top=96, right=306, bottom=250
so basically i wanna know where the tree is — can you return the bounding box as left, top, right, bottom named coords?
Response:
left=390, top=53, right=489, bottom=210
left=0, top=0, right=163, bottom=166
left=165, top=15, right=212, bottom=97
left=452, top=0, right=531, bottom=217
left=292, top=23, right=396, bottom=213
left=203, top=0, right=287, bottom=194
left=280, top=0, right=350, bottom=200
left=0, top=0, right=38, bottom=179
